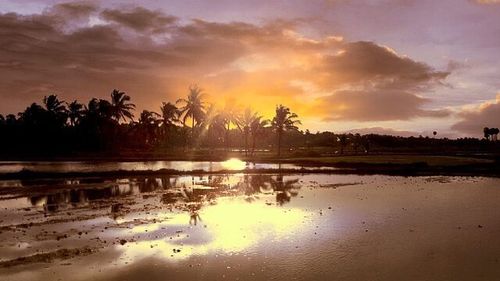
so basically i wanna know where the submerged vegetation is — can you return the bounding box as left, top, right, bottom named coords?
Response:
left=0, top=86, right=498, bottom=159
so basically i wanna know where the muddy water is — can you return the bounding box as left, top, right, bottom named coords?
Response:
left=0, top=174, right=500, bottom=281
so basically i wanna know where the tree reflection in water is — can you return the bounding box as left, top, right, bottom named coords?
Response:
left=28, top=174, right=301, bottom=216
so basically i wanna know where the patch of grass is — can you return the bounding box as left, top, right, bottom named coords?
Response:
left=278, top=155, right=494, bottom=167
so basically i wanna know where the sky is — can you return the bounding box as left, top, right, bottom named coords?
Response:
left=0, top=0, right=499, bottom=138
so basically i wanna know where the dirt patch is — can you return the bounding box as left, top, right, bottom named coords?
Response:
left=318, top=182, right=363, bottom=189
left=0, top=247, right=96, bottom=268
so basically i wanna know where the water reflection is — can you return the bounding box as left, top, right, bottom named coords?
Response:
left=0, top=160, right=318, bottom=174
left=26, top=174, right=303, bottom=213
left=120, top=197, right=309, bottom=260
left=221, top=158, right=247, bottom=170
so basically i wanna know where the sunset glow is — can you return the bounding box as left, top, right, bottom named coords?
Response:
left=0, top=0, right=498, bottom=137
left=0, top=2, right=500, bottom=280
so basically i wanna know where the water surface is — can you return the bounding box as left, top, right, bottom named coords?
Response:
left=0, top=159, right=329, bottom=174
left=0, top=174, right=499, bottom=281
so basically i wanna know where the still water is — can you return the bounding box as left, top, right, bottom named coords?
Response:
left=0, top=173, right=500, bottom=281
left=0, top=159, right=328, bottom=174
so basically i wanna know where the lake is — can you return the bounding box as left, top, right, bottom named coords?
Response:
left=0, top=171, right=499, bottom=281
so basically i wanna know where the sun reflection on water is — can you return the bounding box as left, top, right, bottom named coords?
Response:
left=221, top=158, right=247, bottom=170
left=120, top=196, right=309, bottom=261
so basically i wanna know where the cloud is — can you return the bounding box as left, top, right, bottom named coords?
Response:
left=313, top=41, right=450, bottom=121
left=49, top=1, right=98, bottom=18
left=473, top=0, right=500, bottom=4
left=317, top=41, right=448, bottom=86
left=0, top=2, right=450, bottom=124
left=101, top=7, right=177, bottom=33
left=452, top=94, right=500, bottom=136
left=317, top=89, right=449, bottom=121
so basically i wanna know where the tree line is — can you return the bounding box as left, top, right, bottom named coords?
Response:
left=0, top=86, right=498, bottom=158
left=0, top=87, right=301, bottom=157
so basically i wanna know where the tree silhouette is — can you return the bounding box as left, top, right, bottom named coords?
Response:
left=67, top=100, right=84, bottom=126
left=43, top=95, right=66, bottom=115
left=5, top=114, right=16, bottom=125
left=160, top=102, right=180, bottom=147
left=219, top=102, right=240, bottom=151
left=338, top=135, right=348, bottom=154
left=489, top=128, right=499, bottom=141
left=19, top=103, right=47, bottom=127
left=177, top=85, right=206, bottom=141
left=78, top=98, right=117, bottom=150
left=160, top=102, right=180, bottom=127
left=137, top=110, right=161, bottom=146
left=110, top=89, right=135, bottom=122
left=43, top=94, right=68, bottom=128
left=201, top=104, right=225, bottom=150
left=271, top=105, right=300, bottom=157
left=3, top=85, right=498, bottom=159
left=482, top=127, right=499, bottom=141
left=484, top=127, right=490, bottom=140
left=236, top=108, right=259, bottom=156
left=249, top=116, right=269, bottom=156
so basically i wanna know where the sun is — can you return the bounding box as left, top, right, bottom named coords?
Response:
left=221, top=158, right=247, bottom=170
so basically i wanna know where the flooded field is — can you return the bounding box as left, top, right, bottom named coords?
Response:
left=0, top=159, right=327, bottom=174
left=1, top=173, right=500, bottom=281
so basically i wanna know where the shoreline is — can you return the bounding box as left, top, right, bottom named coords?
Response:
left=0, top=151, right=498, bottom=162
left=0, top=154, right=498, bottom=180
left=1, top=163, right=498, bottom=180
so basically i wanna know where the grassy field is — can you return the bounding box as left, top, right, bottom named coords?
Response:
left=276, top=155, right=495, bottom=167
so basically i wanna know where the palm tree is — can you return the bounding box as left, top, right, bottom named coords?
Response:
left=67, top=100, right=84, bottom=126
left=85, top=98, right=113, bottom=120
left=43, top=95, right=66, bottom=114
left=160, top=102, right=180, bottom=146
left=176, top=85, right=206, bottom=141
left=236, top=108, right=267, bottom=156
left=250, top=117, right=269, bottom=156
left=271, top=105, right=301, bottom=157
left=160, top=102, right=180, bottom=127
left=79, top=98, right=114, bottom=149
left=236, top=108, right=259, bottom=156
left=219, top=102, right=240, bottom=151
left=110, top=89, right=135, bottom=122
left=137, top=110, right=161, bottom=146
left=201, top=104, right=225, bottom=149
left=199, top=103, right=217, bottom=130
left=43, top=94, right=67, bottom=127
